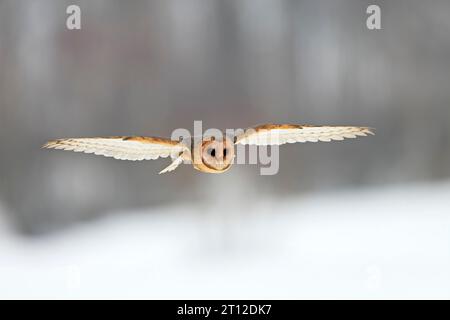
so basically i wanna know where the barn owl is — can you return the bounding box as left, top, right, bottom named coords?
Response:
left=43, top=124, right=373, bottom=174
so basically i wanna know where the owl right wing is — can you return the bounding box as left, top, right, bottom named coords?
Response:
left=235, top=124, right=374, bottom=145
left=43, top=136, right=189, bottom=161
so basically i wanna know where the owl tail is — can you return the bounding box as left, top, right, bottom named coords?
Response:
left=159, top=156, right=184, bottom=174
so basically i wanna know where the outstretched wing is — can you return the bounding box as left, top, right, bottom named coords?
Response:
left=235, top=124, right=374, bottom=145
left=43, top=136, right=188, bottom=161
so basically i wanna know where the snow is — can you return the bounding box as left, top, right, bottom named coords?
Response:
left=0, top=182, right=449, bottom=299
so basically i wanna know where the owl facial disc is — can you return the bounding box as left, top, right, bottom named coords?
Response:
left=193, top=136, right=234, bottom=173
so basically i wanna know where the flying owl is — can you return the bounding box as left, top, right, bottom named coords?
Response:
left=43, top=124, right=373, bottom=174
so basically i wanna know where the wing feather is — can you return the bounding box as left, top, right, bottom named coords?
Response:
left=235, top=124, right=374, bottom=146
left=43, top=136, right=188, bottom=161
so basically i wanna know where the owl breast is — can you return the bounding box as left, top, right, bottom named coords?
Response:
left=192, top=136, right=234, bottom=173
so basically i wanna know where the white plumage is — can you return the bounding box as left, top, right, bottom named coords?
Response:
left=43, top=137, right=187, bottom=161
left=43, top=124, right=374, bottom=174
left=235, top=125, right=374, bottom=146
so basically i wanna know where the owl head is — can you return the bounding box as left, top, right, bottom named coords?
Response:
left=192, top=136, right=235, bottom=173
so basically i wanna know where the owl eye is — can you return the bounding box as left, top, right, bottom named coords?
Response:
left=208, top=148, right=216, bottom=157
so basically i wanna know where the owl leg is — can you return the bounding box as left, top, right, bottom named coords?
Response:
left=158, top=156, right=184, bottom=174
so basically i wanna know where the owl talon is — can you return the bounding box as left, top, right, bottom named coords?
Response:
left=159, top=156, right=184, bottom=174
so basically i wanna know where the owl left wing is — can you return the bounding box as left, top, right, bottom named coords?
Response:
left=235, top=124, right=374, bottom=145
left=43, top=136, right=188, bottom=161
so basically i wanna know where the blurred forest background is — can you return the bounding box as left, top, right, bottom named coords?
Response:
left=0, top=0, right=449, bottom=234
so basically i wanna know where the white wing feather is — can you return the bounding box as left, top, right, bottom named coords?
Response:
left=235, top=124, right=374, bottom=145
left=43, top=136, right=188, bottom=161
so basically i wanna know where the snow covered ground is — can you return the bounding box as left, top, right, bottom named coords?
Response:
left=0, top=182, right=449, bottom=299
